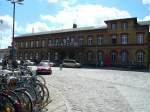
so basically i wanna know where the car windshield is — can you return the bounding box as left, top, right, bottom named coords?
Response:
left=38, top=62, right=49, bottom=67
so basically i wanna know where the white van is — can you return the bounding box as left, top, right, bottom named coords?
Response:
left=62, top=59, right=82, bottom=68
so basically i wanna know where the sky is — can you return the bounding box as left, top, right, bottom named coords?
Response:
left=0, top=0, right=150, bottom=48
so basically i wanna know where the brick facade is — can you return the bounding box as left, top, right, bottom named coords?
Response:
left=14, top=17, right=150, bottom=68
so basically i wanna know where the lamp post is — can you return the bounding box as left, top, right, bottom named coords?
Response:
left=7, top=0, right=24, bottom=59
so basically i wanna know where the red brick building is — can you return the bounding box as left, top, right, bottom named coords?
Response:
left=14, top=17, right=150, bottom=68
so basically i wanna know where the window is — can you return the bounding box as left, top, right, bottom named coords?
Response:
left=122, top=22, right=128, bottom=30
left=136, top=51, right=144, bottom=62
left=111, top=51, right=116, bottom=63
left=97, top=36, right=103, bottom=45
left=70, top=38, right=74, bottom=46
left=111, top=23, right=117, bottom=30
left=48, top=39, right=52, bottom=47
left=42, top=40, right=45, bottom=47
left=25, top=53, right=28, bottom=60
left=36, top=40, right=39, bottom=47
left=136, top=33, right=144, bottom=44
left=112, top=35, right=117, bottom=44
left=121, top=50, right=128, bottom=64
left=54, top=52, right=58, bottom=60
left=20, top=42, right=23, bottom=48
left=35, top=52, right=39, bottom=59
left=87, top=52, right=93, bottom=61
left=66, top=37, right=70, bottom=46
left=29, top=53, right=33, bottom=59
left=87, top=36, right=92, bottom=46
left=121, top=34, right=128, bottom=44
left=48, top=52, right=51, bottom=60
left=63, top=38, right=66, bottom=46
left=25, top=41, right=28, bottom=48
left=79, top=37, right=84, bottom=46
left=20, top=53, right=23, bottom=59
left=98, top=52, right=104, bottom=65
left=31, top=41, right=34, bottom=48
left=55, top=39, right=59, bottom=47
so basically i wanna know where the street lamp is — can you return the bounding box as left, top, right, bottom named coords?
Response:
left=7, top=0, right=24, bottom=59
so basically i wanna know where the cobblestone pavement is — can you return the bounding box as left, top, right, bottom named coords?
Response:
left=43, top=67, right=150, bottom=112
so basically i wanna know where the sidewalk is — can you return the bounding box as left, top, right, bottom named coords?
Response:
left=45, top=83, right=67, bottom=112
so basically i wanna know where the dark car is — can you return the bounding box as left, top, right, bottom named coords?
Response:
left=36, top=62, right=52, bottom=75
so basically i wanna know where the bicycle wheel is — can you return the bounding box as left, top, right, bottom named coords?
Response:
left=0, top=92, right=20, bottom=112
left=2, top=90, right=21, bottom=104
left=23, top=86, right=37, bottom=105
left=36, top=75, right=46, bottom=85
left=14, top=89, right=33, bottom=112
left=41, top=84, right=51, bottom=108
left=33, top=83, right=45, bottom=106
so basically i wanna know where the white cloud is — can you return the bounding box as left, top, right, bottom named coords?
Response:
left=48, top=0, right=59, bottom=3
left=143, top=15, right=150, bottom=20
left=0, top=15, right=13, bottom=31
left=41, top=4, right=131, bottom=28
left=26, top=22, right=51, bottom=33
left=0, top=15, right=24, bottom=48
left=48, top=0, right=77, bottom=8
left=143, top=0, right=150, bottom=5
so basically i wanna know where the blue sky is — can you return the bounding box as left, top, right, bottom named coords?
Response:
left=0, top=0, right=150, bottom=48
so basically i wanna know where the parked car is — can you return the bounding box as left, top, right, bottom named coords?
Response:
left=36, top=62, right=52, bottom=75
left=25, top=60, right=35, bottom=66
left=62, top=59, right=82, bottom=68
left=41, top=60, right=56, bottom=67
left=41, top=60, right=50, bottom=62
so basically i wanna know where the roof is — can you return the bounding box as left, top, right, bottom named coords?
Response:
left=138, top=21, right=150, bottom=26
left=16, top=26, right=107, bottom=38
left=105, top=17, right=137, bottom=23
left=15, top=18, right=150, bottom=38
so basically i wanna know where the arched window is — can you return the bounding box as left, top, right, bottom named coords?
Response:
left=25, top=53, right=28, bottom=60
left=87, top=52, right=93, bottom=61
left=136, top=51, right=144, bottom=62
left=36, top=52, right=39, bottom=59
left=111, top=51, right=117, bottom=63
left=55, top=52, right=58, bottom=60
left=98, top=51, right=104, bottom=66
left=120, top=50, right=128, bottom=64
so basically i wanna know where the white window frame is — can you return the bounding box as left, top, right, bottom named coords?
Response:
left=42, top=40, right=45, bottom=47
left=79, top=37, right=83, bottom=46
left=36, top=40, right=39, bottom=47
left=121, top=51, right=128, bottom=63
left=31, top=41, right=34, bottom=48
left=88, top=36, right=92, bottom=46
left=136, top=51, right=144, bottom=62
left=121, top=34, right=128, bottom=44
left=122, top=22, right=128, bottom=30
left=25, top=41, right=28, bottom=48
left=136, top=33, right=144, bottom=44
left=97, top=36, right=103, bottom=45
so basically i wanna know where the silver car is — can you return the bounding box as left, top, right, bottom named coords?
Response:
left=62, top=59, right=82, bottom=68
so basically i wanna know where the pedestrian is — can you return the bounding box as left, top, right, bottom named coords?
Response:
left=60, top=63, right=63, bottom=71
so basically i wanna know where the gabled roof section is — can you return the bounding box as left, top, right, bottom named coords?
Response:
left=104, top=17, right=137, bottom=24
left=16, top=26, right=107, bottom=38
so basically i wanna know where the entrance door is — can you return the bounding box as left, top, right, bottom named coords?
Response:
left=98, top=52, right=104, bottom=66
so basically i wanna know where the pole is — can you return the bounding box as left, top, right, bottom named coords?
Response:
left=12, top=2, right=15, bottom=58
left=12, top=2, right=15, bottom=42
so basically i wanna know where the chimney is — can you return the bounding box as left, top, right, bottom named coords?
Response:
left=73, top=23, right=77, bottom=28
